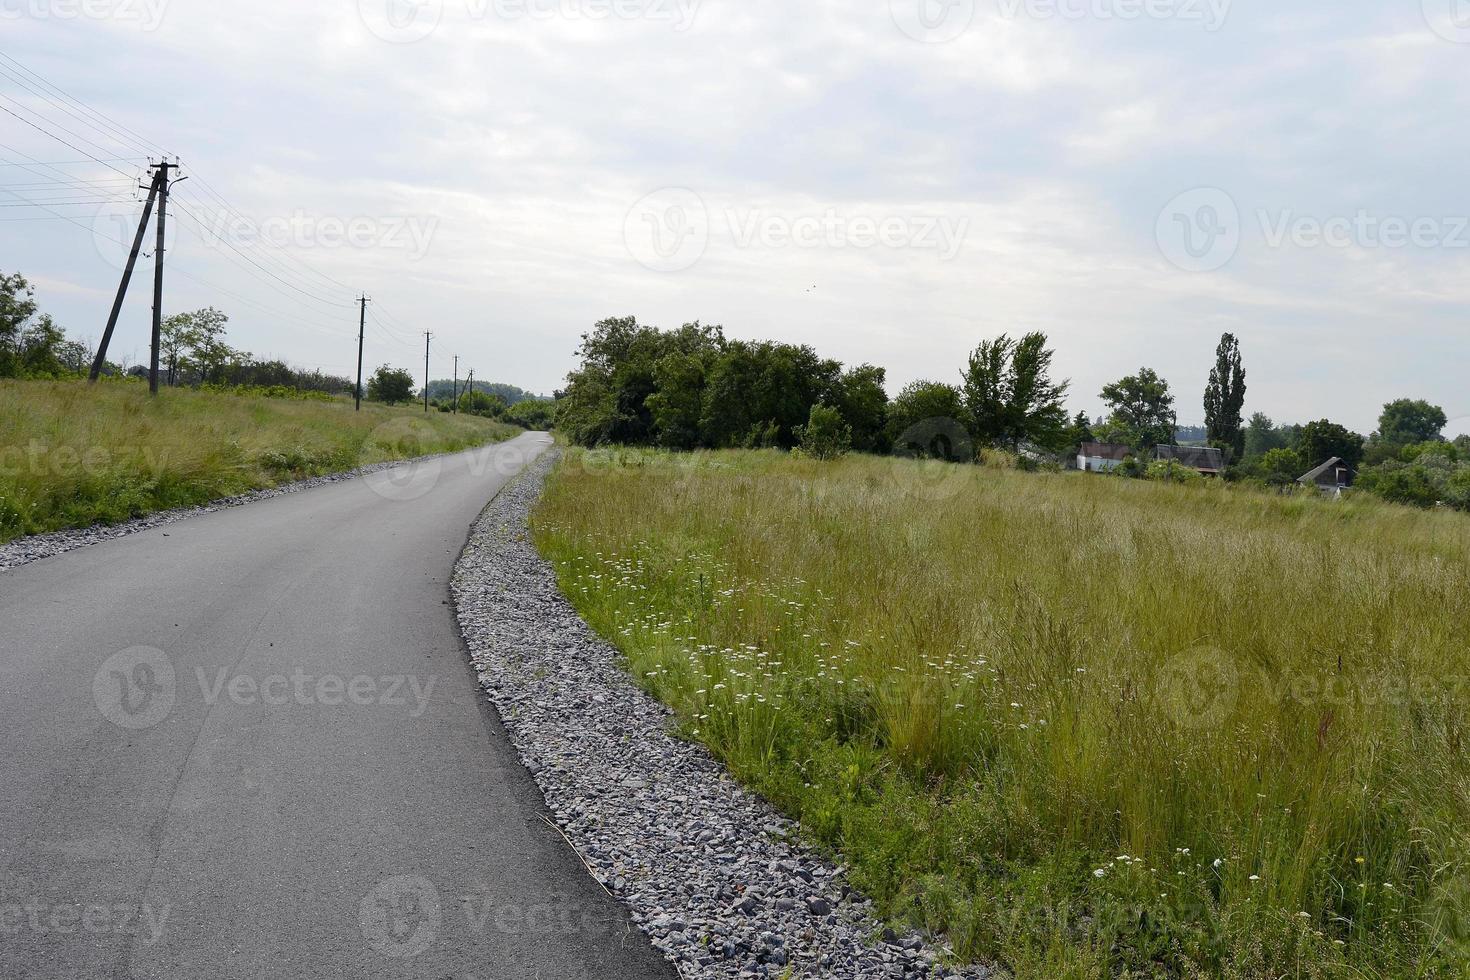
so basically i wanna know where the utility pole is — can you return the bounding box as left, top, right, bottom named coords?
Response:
left=423, top=331, right=432, bottom=413
left=451, top=355, right=459, bottom=415
left=148, top=160, right=180, bottom=396
left=355, top=295, right=369, bottom=411
left=91, top=168, right=163, bottom=381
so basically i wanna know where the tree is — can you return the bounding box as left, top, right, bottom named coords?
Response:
left=0, top=271, right=38, bottom=377
left=886, top=381, right=971, bottom=461
left=458, top=390, right=506, bottom=416
left=1257, top=447, right=1305, bottom=486
left=796, top=404, right=851, bottom=461
left=646, top=351, right=707, bottom=449
left=1100, top=368, right=1176, bottom=452
left=1375, top=399, right=1447, bottom=447
left=1203, top=333, right=1246, bottom=462
left=504, top=399, right=555, bottom=430
left=19, top=313, right=66, bottom=375
left=832, top=364, right=889, bottom=453
left=961, top=332, right=1070, bottom=450
left=1297, top=419, right=1365, bottom=471
left=367, top=364, right=416, bottom=404
left=1243, top=412, right=1290, bottom=459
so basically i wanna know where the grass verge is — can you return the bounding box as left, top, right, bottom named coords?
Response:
left=0, top=379, right=520, bottom=543
left=532, top=446, right=1470, bottom=979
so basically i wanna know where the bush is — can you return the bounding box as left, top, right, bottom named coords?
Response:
left=1145, top=459, right=1203, bottom=483
left=795, top=404, right=851, bottom=461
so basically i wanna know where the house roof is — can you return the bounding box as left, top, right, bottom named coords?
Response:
left=1155, top=445, right=1226, bottom=472
left=1298, top=456, right=1349, bottom=484
left=1079, top=442, right=1133, bottom=461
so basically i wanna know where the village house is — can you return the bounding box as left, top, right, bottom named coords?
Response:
left=1298, top=456, right=1354, bottom=497
left=1077, top=442, right=1132, bottom=473
left=1154, top=445, right=1226, bottom=477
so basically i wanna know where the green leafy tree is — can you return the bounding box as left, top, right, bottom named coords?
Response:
left=961, top=332, right=1070, bottom=450
left=832, top=364, right=889, bottom=453
left=1100, top=367, right=1176, bottom=452
left=0, top=271, right=38, bottom=377
left=1297, top=419, right=1365, bottom=471
left=1243, top=412, right=1290, bottom=459
left=458, top=390, right=506, bottom=416
left=1257, top=447, right=1305, bottom=486
left=1203, top=333, right=1247, bottom=461
left=646, top=352, right=708, bottom=449
left=19, top=313, right=66, bottom=375
left=1375, top=399, right=1447, bottom=447
left=367, top=364, right=416, bottom=404
left=796, top=403, right=851, bottom=461
left=503, top=399, right=555, bottom=430
left=886, top=381, right=971, bottom=461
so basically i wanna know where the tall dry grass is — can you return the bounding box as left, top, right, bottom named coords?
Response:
left=533, top=447, right=1470, bottom=978
left=0, top=378, right=518, bottom=541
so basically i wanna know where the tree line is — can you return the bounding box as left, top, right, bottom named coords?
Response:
left=558, top=314, right=1470, bottom=510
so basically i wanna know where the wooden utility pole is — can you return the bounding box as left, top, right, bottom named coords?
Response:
left=91, top=168, right=163, bottom=381
left=423, top=332, right=432, bottom=413
left=355, top=295, right=369, bottom=411
left=148, top=161, right=180, bottom=396
left=451, top=355, right=459, bottom=415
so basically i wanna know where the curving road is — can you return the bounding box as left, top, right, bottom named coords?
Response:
left=0, top=432, right=676, bottom=980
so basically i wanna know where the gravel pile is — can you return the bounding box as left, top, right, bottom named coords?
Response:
left=453, top=450, right=989, bottom=979
left=0, top=454, right=454, bottom=574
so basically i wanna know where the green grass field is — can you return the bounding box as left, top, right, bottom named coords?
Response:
left=0, top=379, right=519, bottom=543
left=533, top=447, right=1470, bottom=979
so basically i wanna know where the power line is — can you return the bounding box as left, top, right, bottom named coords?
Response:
left=0, top=100, right=137, bottom=178
left=0, top=48, right=172, bottom=158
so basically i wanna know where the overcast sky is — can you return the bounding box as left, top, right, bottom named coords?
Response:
left=4, top=0, right=1468, bottom=434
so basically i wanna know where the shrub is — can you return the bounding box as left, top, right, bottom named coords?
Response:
left=795, top=404, right=851, bottom=461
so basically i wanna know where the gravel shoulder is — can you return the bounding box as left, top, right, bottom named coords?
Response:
left=452, top=449, right=989, bottom=979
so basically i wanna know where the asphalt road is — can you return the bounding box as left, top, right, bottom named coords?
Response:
left=0, top=432, right=677, bottom=980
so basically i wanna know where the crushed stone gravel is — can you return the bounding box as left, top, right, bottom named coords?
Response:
left=452, top=448, right=990, bottom=980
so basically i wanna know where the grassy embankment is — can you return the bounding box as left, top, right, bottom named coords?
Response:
left=0, top=379, right=520, bottom=543
left=533, top=447, right=1470, bottom=979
